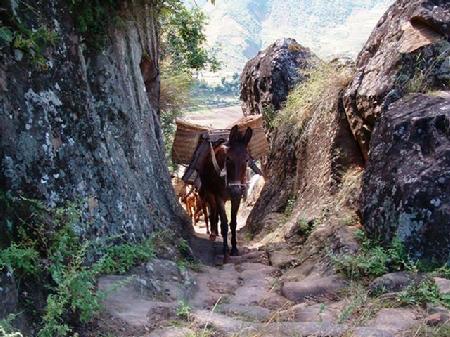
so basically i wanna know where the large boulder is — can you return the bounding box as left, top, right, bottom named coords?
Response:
left=0, top=0, right=187, bottom=240
left=240, top=38, right=318, bottom=117
left=361, top=93, right=450, bottom=263
left=343, top=0, right=450, bottom=161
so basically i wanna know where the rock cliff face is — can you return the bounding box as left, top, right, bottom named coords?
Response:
left=246, top=63, right=363, bottom=256
left=343, top=0, right=450, bottom=160
left=244, top=0, right=450, bottom=264
left=240, top=38, right=318, bottom=116
left=0, top=0, right=187, bottom=242
left=362, top=93, right=450, bottom=263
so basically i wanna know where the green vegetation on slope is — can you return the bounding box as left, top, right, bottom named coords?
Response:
left=0, top=191, right=157, bottom=337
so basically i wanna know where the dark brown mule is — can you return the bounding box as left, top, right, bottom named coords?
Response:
left=198, top=126, right=253, bottom=261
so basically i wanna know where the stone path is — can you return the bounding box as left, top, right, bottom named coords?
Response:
left=96, top=232, right=436, bottom=337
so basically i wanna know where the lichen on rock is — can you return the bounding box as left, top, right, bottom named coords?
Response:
left=0, top=0, right=187, bottom=242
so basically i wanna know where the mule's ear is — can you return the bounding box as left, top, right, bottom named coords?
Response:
left=229, top=125, right=240, bottom=144
left=243, top=127, right=253, bottom=145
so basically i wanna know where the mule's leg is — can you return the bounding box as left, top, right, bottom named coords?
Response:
left=203, top=203, right=210, bottom=235
left=207, top=194, right=218, bottom=241
left=216, top=197, right=229, bottom=262
left=230, top=196, right=241, bottom=256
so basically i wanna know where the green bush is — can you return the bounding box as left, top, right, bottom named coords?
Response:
left=284, top=196, right=297, bottom=217
left=0, top=15, right=57, bottom=68
left=331, top=230, right=410, bottom=279
left=0, top=191, right=157, bottom=337
left=397, top=279, right=450, bottom=308
left=176, top=300, right=191, bottom=320
left=296, top=218, right=316, bottom=238
left=0, top=243, right=39, bottom=277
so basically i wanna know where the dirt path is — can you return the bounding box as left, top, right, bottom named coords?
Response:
left=182, top=105, right=244, bottom=129
left=96, top=232, right=426, bottom=337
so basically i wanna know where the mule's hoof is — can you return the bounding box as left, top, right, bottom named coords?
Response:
left=230, top=248, right=239, bottom=256
left=209, top=234, right=217, bottom=241
left=223, top=253, right=230, bottom=264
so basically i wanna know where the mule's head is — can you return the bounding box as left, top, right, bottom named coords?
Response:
left=225, top=125, right=253, bottom=198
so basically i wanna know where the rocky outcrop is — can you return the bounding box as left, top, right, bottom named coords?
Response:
left=361, top=93, right=450, bottom=263
left=0, top=0, right=187, bottom=241
left=246, top=63, right=363, bottom=257
left=343, top=0, right=450, bottom=161
left=240, top=38, right=318, bottom=117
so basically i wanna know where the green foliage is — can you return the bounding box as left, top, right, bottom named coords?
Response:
left=262, top=105, right=277, bottom=130
left=0, top=26, right=14, bottom=44
left=399, top=44, right=450, bottom=94
left=0, top=325, right=23, bottom=337
left=0, top=191, right=156, bottom=337
left=38, top=226, right=155, bottom=337
left=96, top=239, right=155, bottom=274
left=0, top=13, right=57, bottom=68
left=176, top=300, right=191, bottom=320
left=284, top=196, right=296, bottom=217
left=160, top=2, right=220, bottom=72
left=159, top=64, right=193, bottom=170
left=0, top=314, right=22, bottom=337
left=331, top=230, right=411, bottom=280
left=433, top=266, right=450, bottom=280
left=397, top=279, right=450, bottom=309
left=177, top=238, right=190, bottom=257
left=0, top=243, right=39, bottom=277
left=176, top=238, right=201, bottom=272
left=68, top=0, right=122, bottom=47
left=296, top=218, right=315, bottom=238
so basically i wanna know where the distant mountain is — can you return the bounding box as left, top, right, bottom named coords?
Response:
left=185, top=0, right=394, bottom=79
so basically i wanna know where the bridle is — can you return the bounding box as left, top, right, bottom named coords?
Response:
left=209, top=141, right=247, bottom=190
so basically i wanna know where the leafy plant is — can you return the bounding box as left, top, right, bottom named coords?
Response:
left=0, top=325, right=23, bottom=337
left=284, top=196, right=296, bottom=217
left=397, top=279, right=450, bottom=308
left=262, top=104, right=277, bottom=130
left=0, top=21, right=57, bottom=68
left=331, top=230, right=411, bottom=280
left=0, top=26, right=14, bottom=44
left=0, top=314, right=22, bottom=337
left=68, top=0, right=122, bottom=48
left=0, top=243, right=39, bottom=277
left=159, top=2, right=220, bottom=72
left=158, top=1, right=220, bottom=170
left=176, top=300, right=191, bottom=320
left=296, top=218, right=315, bottom=238
left=0, top=191, right=158, bottom=337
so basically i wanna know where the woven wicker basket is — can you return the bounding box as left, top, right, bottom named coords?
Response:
left=231, top=115, right=269, bottom=159
left=172, top=115, right=269, bottom=165
left=172, top=120, right=208, bottom=165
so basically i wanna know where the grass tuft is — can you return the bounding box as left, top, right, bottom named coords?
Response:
left=274, top=62, right=353, bottom=134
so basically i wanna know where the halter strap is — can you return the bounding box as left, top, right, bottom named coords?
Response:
left=209, top=141, right=222, bottom=175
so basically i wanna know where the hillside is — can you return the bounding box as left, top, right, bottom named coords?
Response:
left=189, top=0, right=394, bottom=78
